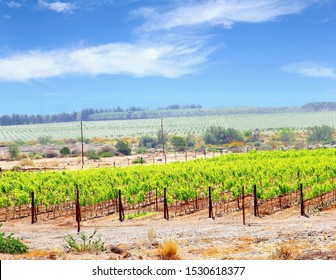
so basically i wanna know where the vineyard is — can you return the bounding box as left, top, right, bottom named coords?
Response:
left=1, top=148, right=336, bottom=227
left=1, top=111, right=336, bottom=142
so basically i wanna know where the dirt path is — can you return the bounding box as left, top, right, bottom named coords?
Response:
left=1, top=206, right=336, bottom=260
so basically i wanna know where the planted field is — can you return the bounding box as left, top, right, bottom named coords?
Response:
left=1, top=111, right=336, bottom=142
left=1, top=149, right=336, bottom=223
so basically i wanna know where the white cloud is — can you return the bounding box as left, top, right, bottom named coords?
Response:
left=0, top=42, right=210, bottom=82
left=136, top=0, right=315, bottom=31
left=7, top=1, right=21, bottom=8
left=282, top=62, right=336, bottom=80
left=2, top=14, right=12, bottom=19
left=38, top=1, right=76, bottom=13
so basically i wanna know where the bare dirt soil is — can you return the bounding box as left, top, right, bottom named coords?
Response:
left=1, top=206, right=336, bottom=260
left=0, top=152, right=216, bottom=171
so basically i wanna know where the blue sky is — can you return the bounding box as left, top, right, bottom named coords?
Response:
left=0, top=0, right=336, bottom=115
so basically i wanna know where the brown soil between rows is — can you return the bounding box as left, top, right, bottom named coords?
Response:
left=1, top=206, right=336, bottom=260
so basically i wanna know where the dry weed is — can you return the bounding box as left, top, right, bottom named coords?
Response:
left=158, top=239, right=181, bottom=260
left=271, top=244, right=299, bottom=260
left=20, top=159, right=35, bottom=167
left=16, top=249, right=62, bottom=260
left=147, top=228, right=156, bottom=244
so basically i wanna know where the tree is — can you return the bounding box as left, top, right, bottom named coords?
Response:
left=170, top=136, right=187, bottom=151
left=60, top=146, right=71, bottom=156
left=116, top=140, right=131, bottom=155
left=8, top=144, right=19, bottom=160
left=38, top=135, right=52, bottom=145
left=139, top=135, right=157, bottom=149
left=278, top=128, right=296, bottom=143
left=203, top=126, right=243, bottom=145
left=307, top=125, right=335, bottom=143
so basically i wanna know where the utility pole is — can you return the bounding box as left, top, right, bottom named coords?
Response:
left=80, top=121, right=84, bottom=169
left=161, top=119, right=165, bottom=163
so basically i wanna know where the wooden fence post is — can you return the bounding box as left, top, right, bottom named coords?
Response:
left=164, top=188, right=169, bottom=220
left=75, top=187, right=81, bottom=233
left=242, top=186, right=245, bottom=225
left=209, top=186, right=214, bottom=220
left=300, top=183, right=306, bottom=217
left=31, top=191, right=36, bottom=224
left=253, top=184, right=258, bottom=217
left=155, top=187, right=158, bottom=211
left=119, top=189, right=124, bottom=222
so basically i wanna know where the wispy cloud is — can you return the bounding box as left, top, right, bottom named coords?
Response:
left=38, top=0, right=76, bottom=13
left=7, top=1, right=21, bottom=8
left=282, top=62, right=336, bottom=80
left=0, top=42, right=210, bottom=82
left=135, top=0, right=314, bottom=31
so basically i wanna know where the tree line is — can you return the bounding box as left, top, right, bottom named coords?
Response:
left=2, top=102, right=336, bottom=126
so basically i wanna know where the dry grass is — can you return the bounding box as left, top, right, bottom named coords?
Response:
left=158, top=239, right=181, bottom=260
left=270, top=244, right=299, bottom=260
left=147, top=228, right=156, bottom=244
left=14, top=249, right=62, bottom=260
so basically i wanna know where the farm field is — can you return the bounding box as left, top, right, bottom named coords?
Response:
left=1, top=111, right=336, bottom=142
left=1, top=148, right=336, bottom=260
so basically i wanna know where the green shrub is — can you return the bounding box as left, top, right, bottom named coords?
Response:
left=132, top=157, right=146, bottom=164
left=64, top=230, right=106, bottom=253
left=60, top=146, right=71, bottom=156
left=98, top=152, right=114, bottom=158
left=86, top=150, right=100, bottom=160
left=0, top=224, right=29, bottom=254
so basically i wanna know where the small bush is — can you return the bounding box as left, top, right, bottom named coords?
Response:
left=132, top=157, right=146, bottom=164
left=29, top=152, right=44, bottom=159
left=158, top=238, right=180, bottom=260
left=86, top=150, right=100, bottom=160
left=60, top=146, right=71, bottom=156
left=64, top=230, right=106, bottom=253
left=8, top=144, right=19, bottom=160
left=0, top=224, right=29, bottom=254
left=98, top=152, right=114, bottom=158
left=20, top=159, right=35, bottom=167
left=44, top=150, right=58, bottom=158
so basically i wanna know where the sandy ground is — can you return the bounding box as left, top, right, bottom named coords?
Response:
left=0, top=152, right=219, bottom=171
left=1, top=206, right=336, bottom=260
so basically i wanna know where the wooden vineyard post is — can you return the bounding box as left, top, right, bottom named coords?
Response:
left=152, top=156, right=155, bottom=164
left=114, top=161, right=116, bottom=168
left=185, top=152, right=188, bottom=161
left=242, top=186, right=245, bottom=225
left=31, top=191, right=36, bottom=224
left=128, top=158, right=130, bottom=166
left=164, top=155, right=167, bottom=164
left=300, top=183, right=306, bottom=217
left=155, top=187, right=158, bottom=211
left=163, top=188, right=169, bottom=220
left=253, top=184, right=258, bottom=217
left=118, top=189, right=125, bottom=222
left=208, top=186, right=214, bottom=220
left=204, top=150, right=206, bottom=158
left=75, top=187, right=81, bottom=233
left=175, top=152, right=177, bottom=161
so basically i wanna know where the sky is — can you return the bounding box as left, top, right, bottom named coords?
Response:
left=0, top=0, right=336, bottom=115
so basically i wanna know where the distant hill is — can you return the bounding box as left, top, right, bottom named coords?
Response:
left=301, top=102, right=336, bottom=112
